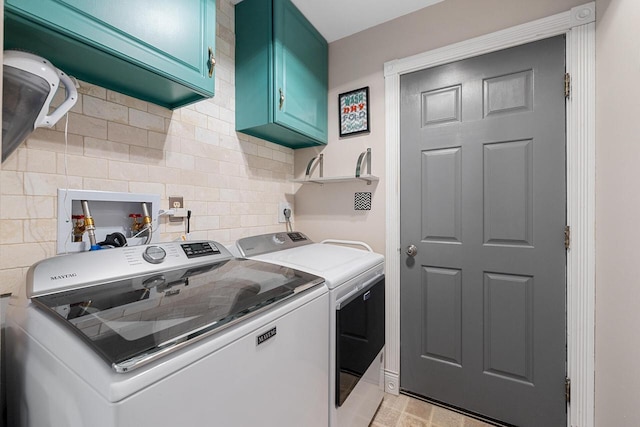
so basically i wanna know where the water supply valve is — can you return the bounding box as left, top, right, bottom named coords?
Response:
left=71, top=215, right=85, bottom=242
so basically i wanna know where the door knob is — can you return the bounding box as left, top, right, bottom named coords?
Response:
left=406, top=245, right=418, bottom=257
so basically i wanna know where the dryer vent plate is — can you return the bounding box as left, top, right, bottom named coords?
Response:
left=354, top=192, right=371, bottom=210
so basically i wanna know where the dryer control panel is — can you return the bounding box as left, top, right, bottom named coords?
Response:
left=237, top=232, right=312, bottom=257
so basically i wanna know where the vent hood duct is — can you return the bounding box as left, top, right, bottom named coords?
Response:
left=2, top=50, right=78, bottom=162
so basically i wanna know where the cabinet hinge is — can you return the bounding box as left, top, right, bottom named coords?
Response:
left=564, top=226, right=571, bottom=250
left=564, top=73, right=571, bottom=98
left=565, top=377, right=571, bottom=403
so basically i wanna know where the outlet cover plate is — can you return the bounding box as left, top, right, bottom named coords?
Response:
left=169, top=196, right=183, bottom=222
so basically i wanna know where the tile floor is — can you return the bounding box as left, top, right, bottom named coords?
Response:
left=370, top=393, right=497, bottom=427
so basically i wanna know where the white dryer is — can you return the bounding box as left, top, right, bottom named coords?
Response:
left=236, top=232, right=385, bottom=427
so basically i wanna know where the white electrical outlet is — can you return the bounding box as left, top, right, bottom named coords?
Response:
left=278, top=202, right=292, bottom=223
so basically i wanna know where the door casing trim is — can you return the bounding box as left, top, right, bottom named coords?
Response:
left=383, top=3, right=595, bottom=427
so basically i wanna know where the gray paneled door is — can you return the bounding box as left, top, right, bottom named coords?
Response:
left=400, top=36, right=566, bottom=427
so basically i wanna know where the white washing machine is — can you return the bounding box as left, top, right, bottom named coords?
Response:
left=6, top=241, right=329, bottom=427
left=236, top=232, right=385, bottom=427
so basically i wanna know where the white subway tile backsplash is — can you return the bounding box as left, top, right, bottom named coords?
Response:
left=78, top=82, right=107, bottom=99
left=26, top=149, right=58, bottom=174
left=56, top=153, right=109, bottom=178
left=166, top=119, right=196, bottom=139
left=129, top=109, right=165, bottom=132
left=61, top=113, right=108, bottom=139
left=147, top=103, right=173, bottom=119
left=84, top=95, right=129, bottom=124
left=195, top=127, right=220, bottom=145
left=180, top=170, right=209, bottom=186
left=218, top=134, right=241, bottom=151
left=219, top=189, right=241, bottom=203
left=194, top=101, right=220, bottom=119
left=148, top=132, right=181, bottom=152
left=206, top=117, right=231, bottom=135
left=82, top=178, right=129, bottom=193
left=272, top=150, right=287, bottom=163
left=195, top=215, right=221, bottom=230
left=207, top=202, right=231, bottom=216
left=1, top=220, right=24, bottom=244
left=108, top=161, right=149, bottom=181
left=219, top=215, right=241, bottom=229
left=0, top=243, right=55, bottom=269
left=219, top=161, right=241, bottom=177
left=195, top=157, right=221, bottom=174
left=1, top=196, right=54, bottom=220
left=148, top=166, right=181, bottom=184
left=108, top=122, right=148, bottom=147
left=107, top=91, right=148, bottom=111
left=129, top=146, right=165, bottom=166
left=1, top=171, right=24, bottom=195
left=165, top=151, right=195, bottom=170
left=166, top=184, right=196, bottom=201
left=85, top=138, right=130, bottom=161
left=0, top=268, right=27, bottom=296
left=26, top=128, right=84, bottom=155
left=180, top=109, right=208, bottom=128
left=194, top=186, right=220, bottom=202
left=24, top=172, right=82, bottom=196
left=257, top=146, right=274, bottom=159
left=23, top=219, right=57, bottom=243
left=219, top=107, right=234, bottom=125
left=128, top=182, right=166, bottom=199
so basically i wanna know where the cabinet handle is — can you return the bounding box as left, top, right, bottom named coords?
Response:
left=279, top=88, right=285, bottom=110
left=208, top=47, right=215, bottom=78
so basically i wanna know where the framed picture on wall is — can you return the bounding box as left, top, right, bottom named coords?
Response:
left=339, top=86, right=370, bottom=137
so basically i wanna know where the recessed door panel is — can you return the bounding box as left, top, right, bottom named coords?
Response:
left=422, top=148, right=462, bottom=243
left=422, top=267, right=462, bottom=366
left=483, top=272, right=533, bottom=384
left=483, top=139, right=533, bottom=246
left=483, top=70, right=533, bottom=117
left=422, top=85, right=462, bottom=126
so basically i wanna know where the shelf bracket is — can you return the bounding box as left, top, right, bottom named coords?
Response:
left=305, top=153, right=323, bottom=179
left=355, top=148, right=372, bottom=184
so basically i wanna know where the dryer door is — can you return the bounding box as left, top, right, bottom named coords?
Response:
left=335, top=275, right=385, bottom=406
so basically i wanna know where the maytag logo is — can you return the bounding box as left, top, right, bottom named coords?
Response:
left=256, top=327, right=277, bottom=346
left=50, top=273, right=77, bottom=281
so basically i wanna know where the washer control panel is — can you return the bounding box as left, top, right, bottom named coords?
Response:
left=27, top=240, right=233, bottom=298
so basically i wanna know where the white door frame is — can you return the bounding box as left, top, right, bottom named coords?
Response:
left=383, top=3, right=595, bottom=427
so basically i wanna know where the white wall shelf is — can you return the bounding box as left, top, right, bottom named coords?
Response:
left=292, top=174, right=379, bottom=185
left=293, top=147, right=378, bottom=185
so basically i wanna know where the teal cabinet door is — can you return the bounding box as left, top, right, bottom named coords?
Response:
left=236, top=0, right=328, bottom=149
left=4, top=0, right=216, bottom=109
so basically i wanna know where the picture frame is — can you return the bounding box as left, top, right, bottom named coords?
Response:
left=339, top=86, right=370, bottom=137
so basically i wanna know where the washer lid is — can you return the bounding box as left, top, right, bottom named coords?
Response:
left=32, top=258, right=323, bottom=372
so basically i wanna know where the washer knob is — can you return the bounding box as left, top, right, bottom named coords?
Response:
left=143, top=246, right=166, bottom=264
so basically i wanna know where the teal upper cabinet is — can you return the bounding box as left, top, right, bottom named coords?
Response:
left=235, top=0, right=328, bottom=149
left=4, top=0, right=216, bottom=109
